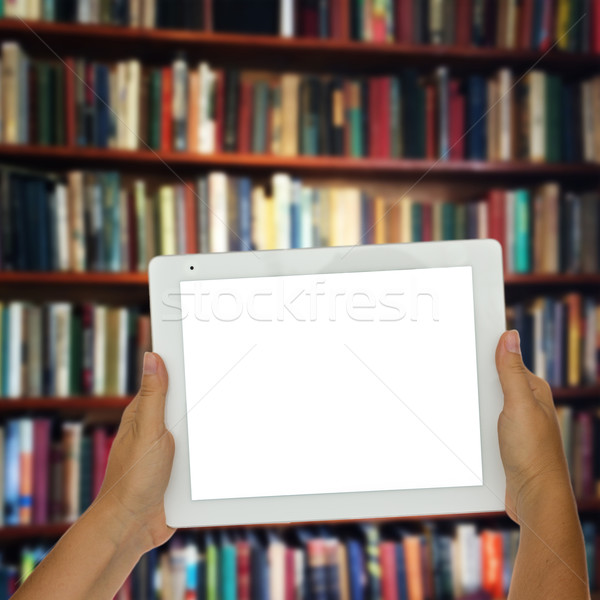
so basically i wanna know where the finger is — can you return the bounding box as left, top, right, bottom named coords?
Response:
left=135, top=352, right=169, bottom=436
left=495, top=330, right=537, bottom=413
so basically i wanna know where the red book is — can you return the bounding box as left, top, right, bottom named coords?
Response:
left=422, top=203, right=432, bottom=241
left=481, top=531, right=504, bottom=599
left=339, top=0, right=350, bottom=40
left=203, top=0, right=213, bottom=31
left=299, top=5, right=318, bottom=37
left=126, top=190, right=137, bottom=271
left=238, top=80, right=252, bottom=153
left=330, top=0, right=341, bottom=38
left=455, top=0, right=472, bottom=46
left=215, top=69, right=225, bottom=154
left=487, top=189, right=506, bottom=270
left=449, top=79, right=465, bottom=160
left=539, top=0, right=554, bottom=51
left=184, top=182, right=198, bottom=254
left=65, top=57, right=76, bottom=146
left=379, top=78, right=391, bottom=158
left=237, top=541, right=251, bottom=600
left=396, top=0, right=413, bottom=43
left=32, top=419, right=51, bottom=525
left=368, top=79, right=380, bottom=158
left=425, top=83, right=436, bottom=160
left=92, top=427, right=108, bottom=498
left=161, top=66, right=173, bottom=152
left=593, top=0, right=600, bottom=53
left=380, top=542, right=399, bottom=600
left=518, top=0, right=534, bottom=50
left=81, top=303, right=94, bottom=394
left=580, top=411, right=594, bottom=498
left=285, top=547, right=295, bottom=600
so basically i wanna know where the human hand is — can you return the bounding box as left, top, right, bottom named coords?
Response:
left=96, top=352, right=176, bottom=553
left=495, top=330, right=573, bottom=524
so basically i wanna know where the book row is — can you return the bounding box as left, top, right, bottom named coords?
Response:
left=3, top=43, right=600, bottom=163
left=2, top=0, right=599, bottom=54
left=507, top=294, right=600, bottom=388
left=2, top=167, right=599, bottom=276
left=3, top=521, right=600, bottom=600
left=0, top=302, right=151, bottom=398
left=0, top=418, right=117, bottom=527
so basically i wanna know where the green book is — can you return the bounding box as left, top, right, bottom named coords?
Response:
left=363, top=525, right=382, bottom=600
left=79, top=434, right=92, bottom=512
left=42, top=0, right=54, bottom=20
left=37, top=63, right=51, bottom=146
left=252, top=81, right=269, bottom=154
left=441, top=203, right=455, bottom=240
left=545, top=75, right=561, bottom=163
left=206, top=535, right=219, bottom=600
left=411, top=203, right=422, bottom=241
left=0, top=0, right=3, bottom=18
left=134, top=181, right=147, bottom=271
left=55, top=64, right=65, bottom=146
left=454, top=204, right=467, bottom=240
left=348, top=81, right=363, bottom=158
left=301, top=78, right=319, bottom=156
left=514, top=189, right=531, bottom=273
left=102, top=173, right=122, bottom=272
left=415, top=83, right=426, bottom=159
left=148, top=69, right=162, bottom=150
left=221, top=543, right=237, bottom=600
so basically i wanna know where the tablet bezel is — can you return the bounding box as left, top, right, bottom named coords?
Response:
left=149, top=240, right=506, bottom=528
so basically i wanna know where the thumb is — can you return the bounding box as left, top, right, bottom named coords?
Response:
left=495, top=330, right=535, bottom=413
left=136, top=352, right=169, bottom=437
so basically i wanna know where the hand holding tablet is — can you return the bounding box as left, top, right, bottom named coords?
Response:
left=149, top=240, right=506, bottom=527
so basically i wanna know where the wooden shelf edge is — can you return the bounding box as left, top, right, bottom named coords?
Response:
left=1, top=18, right=599, bottom=70
left=1, top=145, right=599, bottom=177
left=1, top=502, right=599, bottom=540
left=0, top=397, right=132, bottom=411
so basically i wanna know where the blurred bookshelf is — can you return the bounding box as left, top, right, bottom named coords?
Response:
left=0, top=0, right=600, bottom=600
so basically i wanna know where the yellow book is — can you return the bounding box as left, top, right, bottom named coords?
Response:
left=105, top=308, right=120, bottom=396
left=555, top=0, right=571, bottom=50
left=264, top=193, right=277, bottom=250
left=399, top=197, right=412, bottom=243
left=329, top=188, right=341, bottom=247
left=319, top=189, right=331, bottom=247
left=565, top=293, right=582, bottom=387
left=281, top=74, right=300, bottom=157
left=432, top=202, right=443, bottom=241
left=158, top=186, right=177, bottom=255
left=374, top=197, right=386, bottom=244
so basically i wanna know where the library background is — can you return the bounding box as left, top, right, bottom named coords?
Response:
left=0, top=0, right=599, bottom=598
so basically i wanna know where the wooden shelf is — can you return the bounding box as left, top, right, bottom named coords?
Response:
left=0, top=396, right=132, bottom=412
left=1, top=501, right=599, bottom=541
left=1, top=19, right=599, bottom=74
left=552, top=387, right=600, bottom=401
left=1, top=145, right=599, bottom=180
left=1, top=271, right=600, bottom=289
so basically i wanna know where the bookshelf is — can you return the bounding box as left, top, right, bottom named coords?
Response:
left=0, top=6, right=599, bottom=598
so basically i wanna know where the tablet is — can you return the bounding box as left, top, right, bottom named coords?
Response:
left=149, top=240, right=506, bottom=528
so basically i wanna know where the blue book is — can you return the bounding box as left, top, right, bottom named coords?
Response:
left=290, top=183, right=302, bottom=249
left=582, top=522, right=596, bottom=589
left=465, top=76, right=487, bottom=160
left=394, top=542, right=408, bottom=600
left=94, top=64, right=110, bottom=148
left=543, top=298, right=555, bottom=385
left=514, top=189, right=531, bottom=273
left=1, top=307, right=10, bottom=397
left=4, top=420, right=20, bottom=526
left=221, top=541, right=237, bottom=600
left=249, top=533, right=268, bottom=600
left=237, top=178, right=252, bottom=252
left=531, top=0, right=544, bottom=49
left=42, top=0, right=55, bottom=20
left=37, top=179, right=50, bottom=271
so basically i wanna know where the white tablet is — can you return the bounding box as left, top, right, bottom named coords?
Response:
left=149, top=240, right=506, bottom=528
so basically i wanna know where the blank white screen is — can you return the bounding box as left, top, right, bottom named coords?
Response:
left=180, top=266, right=483, bottom=501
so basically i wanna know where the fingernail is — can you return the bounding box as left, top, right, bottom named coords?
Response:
left=143, top=352, right=158, bottom=374
left=505, top=330, right=521, bottom=355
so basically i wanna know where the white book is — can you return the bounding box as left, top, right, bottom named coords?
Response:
left=199, top=63, right=216, bottom=154
left=158, top=186, right=177, bottom=255
left=273, top=173, right=292, bottom=249
left=344, top=188, right=362, bottom=246
left=89, top=0, right=100, bottom=23
left=457, top=523, right=479, bottom=595
left=399, top=197, right=412, bottom=243
left=208, top=173, right=228, bottom=253
left=279, top=0, right=294, bottom=37
left=7, top=302, right=23, bottom=398
left=476, top=200, right=488, bottom=238
left=141, top=0, right=155, bottom=28
left=93, top=305, right=107, bottom=396
left=498, top=68, right=513, bottom=161
left=77, top=0, right=91, bottom=23
left=125, top=59, right=141, bottom=149
left=134, top=180, right=147, bottom=270
left=504, top=191, right=515, bottom=273
left=528, top=71, right=546, bottom=162
left=117, top=308, right=128, bottom=395
left=54, top=303, right=72, bottom=397
left=54, top=183, right=70, bottom=271
left=293, top=549, right=304, bottom=600
left=300, top=187, right=313, bottom=248
left=268, top=539, right=286, bottom=600
left=26, top=305, right=42, bottom=397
